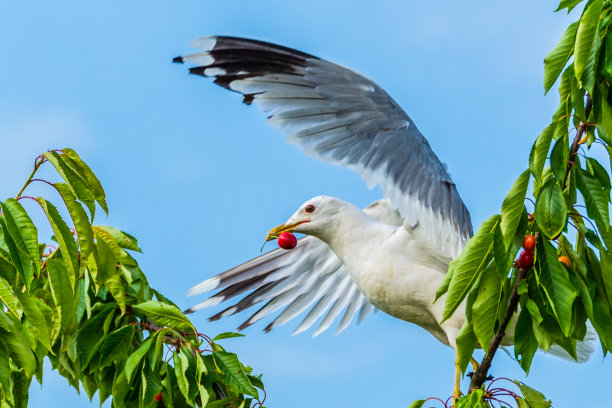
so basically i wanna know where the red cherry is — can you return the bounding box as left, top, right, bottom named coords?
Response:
left=277, top=232, right=297, bottom=250
left=154, top=391, right=163, bottom=402
left=518, top=250, right=534, bottom=270
left=522, top=235, right=536, bottom=251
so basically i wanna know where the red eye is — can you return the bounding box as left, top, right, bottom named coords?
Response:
left=305, top=205, right=315, bottom=213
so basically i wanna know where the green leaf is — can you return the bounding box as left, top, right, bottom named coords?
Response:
left=455, top=389, right=486, bottom=408
left=125, top=338, right=152, bottom=383
left=442, top=215, right=500, bottom=321
left=43, top=151, right=97, bottom=220
left=95, top=225, right=141, bottom=252
left=77, top=303, right=116, bottom=367
left=0, top=208, right=36, bottom=289
left=133, top=300, right=193, bottom=330
left=1, top=199, right=40, bottom=276
left=141, top=361, right=163, bottom=407
left=407, top=400, right=426, bottom=408
left=174, top=351, right=191, bottom=402
left=213, top=332, right=246, bottom=341
left=574, top=0, right=604, bottom=91
left=535, top=240, right=578, bottom=336
left=555, top=0, right=585, bottom=13
left=587, top=157, right=611, bottom=199
left=534, top=178, right=567, bottom=239
left=0, top=313, right=36, bottom=378
left=61, top=148, right=108, bottom=215
left=529, top=124, right=555, bottom=182
left=550, top=132, right=569, bottom=183
left=514, top=308, right=538, bottom=373
left=544, top=21, right=579, bottom=93
left=15, top=292, right=52, bottom=352
left=576, top=167, right=610, bottom=231
left=46, top=259, right=75, bottom=335
left=513, top=381, right=552, bottom=408
left=99, top=325, right=135, bottom=367
left=471, top=264, right=503, bottom=349
left=36, top=198, right=79, bottom=288
left=435, top=262, right=454, bottom=302
left=54, top=183, right=95, bottom=259
left=0, top=275, right=21, bottom=318
left=96, top=238, right=127, bottom=314
left=501, top=170, right=530, bottom=249
left=214, top=351, right=259, bottom=398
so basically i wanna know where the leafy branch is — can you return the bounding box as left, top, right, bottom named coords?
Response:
left=0, top=149, right=266, bottom=408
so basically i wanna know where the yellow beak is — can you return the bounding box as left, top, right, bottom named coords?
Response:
left=265, top=221, right=305, bottom=241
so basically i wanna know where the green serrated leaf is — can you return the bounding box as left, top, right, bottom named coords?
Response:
left=501, top=170, right=530, bottom=249
left=125, top=338, right=152, bottom=383
left=99, top=325, right=135, bottom=367
left=544, top=21, right=579, bottom=93
left=442, top=215, right=500, bottom=321
left=535, top=240, right=578, bottom=336
left=174, top=350, right=191, bottom=402
left=77, top=303, right=116, bottom=368
left=534, top=178, right=568, bottom=239
left=576, top=167, right=610, bottom=231
left=43, top=151, right=97, bottom=220
left=46, top=258, right=75, bottom=335
left=530, top=125, right=556, bottom=182
left=407, top=400, right=426, bottom=408
left=15, top=291, right=52, bottom=352
left=61, top=148, right=108, bottom=215
left=514, top=308, right=539, bottom=373
left=214, top=351, right=259, bottom=398
left=550, top=132, right=569, bottom=183
left=96, top=238, right=127, bottom=314
left=95, top=225, right=141, bottom=252
left=54, top=183, right=95, bottom=259
left=133, top=300, right=192, bottom=330
left=471, top=263, right=503, bottom=350
left=0, top=312, right=36, bottom=378
left=213, top=332, right=246, bottom=341
left=36, top=198, right=78, bottom=287
left=514, top=381, right=552, bottom=408
left=574, top=0, right=604, bottom=91
left=0, top=275, right=22, bottom=318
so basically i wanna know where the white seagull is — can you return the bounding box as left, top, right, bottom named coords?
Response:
left=174, top=36, right=593, bottom=395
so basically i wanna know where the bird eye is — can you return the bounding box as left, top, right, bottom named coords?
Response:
left=305, top=205, right=315, bottom=213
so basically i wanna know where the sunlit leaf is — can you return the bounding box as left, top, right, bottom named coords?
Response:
left=54, top=183, right=95, bottom=259
left=501, top=170, right=530, bottom=249
left=471, top=263, right=503, bottom=349
left=574, top=0, right=603, bottom=91
left=133, top=300, right=192, bottom=331
left=61, top=148, right=108, bottom=215
left=544, top=21, right=579, bottom=93
left=534, top=178, right=567, bottom=239
left=213, top=351, right=259, bottom=398
left=442, top=215, right=500, bottom=321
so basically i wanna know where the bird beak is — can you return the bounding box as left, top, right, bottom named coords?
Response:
left=265, top=221, right=306, bottom=241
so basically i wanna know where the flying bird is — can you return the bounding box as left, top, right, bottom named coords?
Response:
left=174, top=36, right=593, bottom=396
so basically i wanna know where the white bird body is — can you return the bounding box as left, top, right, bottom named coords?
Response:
left=281, top=196, right=464, bottom=347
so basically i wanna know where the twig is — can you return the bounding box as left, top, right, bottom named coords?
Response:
left=468, top=267, right=528, bottom=392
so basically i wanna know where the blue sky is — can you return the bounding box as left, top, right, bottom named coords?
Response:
left=1, top=1, right=610, bottom=407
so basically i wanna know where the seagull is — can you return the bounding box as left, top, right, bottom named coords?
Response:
left=173, top=36, right=592, bottom=396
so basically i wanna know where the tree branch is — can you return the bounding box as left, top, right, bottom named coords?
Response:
left=468, top=267, right=528, bottom=392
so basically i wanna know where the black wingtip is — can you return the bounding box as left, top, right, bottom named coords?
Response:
left=173, top=56, right=184, bottom=64
left=183, top=308, right=194, bottom=314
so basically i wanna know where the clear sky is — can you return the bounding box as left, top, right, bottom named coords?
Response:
left=1, top=1, right=610, bottom=407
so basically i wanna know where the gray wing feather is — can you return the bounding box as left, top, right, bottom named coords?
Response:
left=185, top=200, right=402, bottom=335
left=175, top=36, right=472, bottom=257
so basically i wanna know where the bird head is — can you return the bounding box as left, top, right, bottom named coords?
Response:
left=265, top=196, right=343, bottom=241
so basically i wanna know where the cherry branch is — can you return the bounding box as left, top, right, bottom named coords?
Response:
left=468, top=267, right=528, bottom=392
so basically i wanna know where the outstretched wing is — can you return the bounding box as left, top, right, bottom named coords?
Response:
left=186, top=200, right=402, bottom=336
left=174, top=36, right=472, bottom=257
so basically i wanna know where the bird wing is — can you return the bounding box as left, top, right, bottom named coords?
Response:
left=175, top=36, right=473, bottom=257
left=186, top=199, right=401, bottom=336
